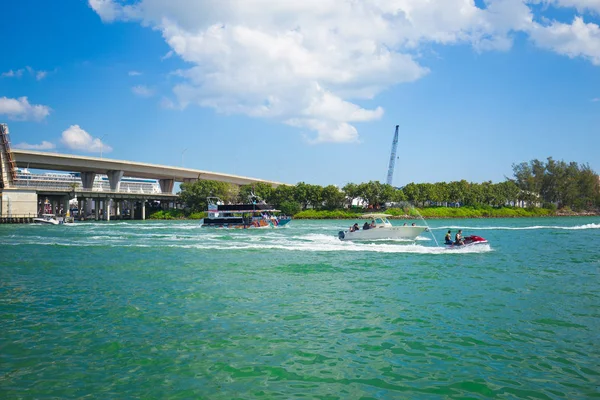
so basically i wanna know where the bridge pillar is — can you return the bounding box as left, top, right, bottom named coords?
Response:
left=142, top=201, right=146, bottom=220
left=62, top=196, right=69, bottom=217
left=107, top=170, right=124, bottom=191
left=85, top=198, right=93, bottom=217
left=159, top=179, right=174, bottom=194
left=95, top=199, right=99, bottom=220
left=80, top=172, right=96, bottom=190
left=106, top=199, right=110, bottom=222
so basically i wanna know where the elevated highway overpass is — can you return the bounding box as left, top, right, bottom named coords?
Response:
left=10, top=149, right=285, bottom=190
left=1, top=123, right=285, bottom=220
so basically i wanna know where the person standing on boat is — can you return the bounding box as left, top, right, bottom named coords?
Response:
left=455, top=230, right=464, bottom=245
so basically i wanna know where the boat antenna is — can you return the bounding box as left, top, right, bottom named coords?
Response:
left=386, top=125, right=399, bottom=186
left=412, top=207, right=440, bottom=247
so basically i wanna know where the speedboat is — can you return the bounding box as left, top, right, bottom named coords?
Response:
left=33, top=214, right=60, bottom=225
left=445, top=235, right=488, bottom=249
left=338, top=214, right=427, bottom=241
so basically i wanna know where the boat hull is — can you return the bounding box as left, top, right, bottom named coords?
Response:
left=33, top=219, right=59, bottom=225
left=445, top=235, right=488, bottom=249
left=272, top=218, right=292, bottom=227
left=201, top=219, right=275, bottom=229
left=338, top=226, right=427, bottom=241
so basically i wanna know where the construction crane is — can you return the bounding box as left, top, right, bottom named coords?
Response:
left=386, top=125, right=399, bottom=186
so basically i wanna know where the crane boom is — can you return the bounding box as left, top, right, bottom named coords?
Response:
left=386, top=125, right=399, bottom=186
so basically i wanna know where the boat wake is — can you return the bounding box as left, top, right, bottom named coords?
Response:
left=4, top=230, right=492, bottom=254
left=431, top=223, right=600, bottom=231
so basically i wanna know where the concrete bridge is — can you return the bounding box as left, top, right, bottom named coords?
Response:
left=10, top=149, right=285, bottom=192
left=0, top=123, right=284, bottom=221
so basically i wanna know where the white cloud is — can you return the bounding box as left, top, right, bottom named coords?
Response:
left=60, top=125, right=112, bottom=153
left=160, top=97, right=176, bottom=109
left=543, top=0, right=600, bottom=14
left=161, top=50, right=174, bottom=60
left=529, top=16, right=600, bottom=65
left=2, top=67, right=53, bottom=80
left=1, top=69, right=24, bottom=78
left=88, top=0, right=134, bottom=22
left=128, top=70, right=142, bottom=76
left=0, top=96, right=51, bottom=121
left=35, top=70, right=48, bottom=80
left=13, top=141, right=56, bottom=150
left=89, top=0, right=600, bottom=143
left=132, top=84, right=154, bottom=97
left=592, top=97, right=600, bottom=101
left=28, top=66, right=55, bottom=80
left=288, top=119, right=361, bottom=144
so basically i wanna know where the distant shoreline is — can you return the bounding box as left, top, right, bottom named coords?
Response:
left=148, top=209, right=599, bottom=221
left=292, top=213, right=600, bottom=220
left=289, top=207, right=600, bottom=220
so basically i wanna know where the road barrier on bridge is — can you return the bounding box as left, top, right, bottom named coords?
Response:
left=0, top=214, right=36, bottom=224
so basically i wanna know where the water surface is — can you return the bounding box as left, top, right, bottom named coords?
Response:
left=1, top=217, right=599, bottom=398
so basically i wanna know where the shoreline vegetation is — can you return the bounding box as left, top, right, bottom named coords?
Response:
left=149, top=157, right=599, bottom=221
left=148, top=207, right=599, bottom=220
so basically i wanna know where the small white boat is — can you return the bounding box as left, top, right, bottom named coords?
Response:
left=338, top=214, right=427, bottom=241
left=33, top=214, right=60, bottom=225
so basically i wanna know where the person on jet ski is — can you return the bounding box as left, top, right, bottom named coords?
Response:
left=455, top=229, right=465, bottom=245
left=444, top=230, right=453, bottom=245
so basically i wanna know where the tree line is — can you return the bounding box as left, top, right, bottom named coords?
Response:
left=179, top=157, right=600, bottom=215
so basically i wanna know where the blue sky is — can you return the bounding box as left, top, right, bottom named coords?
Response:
left=1, top=0, right=598, bottom=187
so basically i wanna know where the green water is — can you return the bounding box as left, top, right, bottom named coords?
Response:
left=1, top=217, right=599, bottom=399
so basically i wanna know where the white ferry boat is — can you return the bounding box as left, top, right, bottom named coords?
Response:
left=201, top=197, right=292, bottom=229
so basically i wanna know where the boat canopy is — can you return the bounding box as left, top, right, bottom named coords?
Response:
left=362, top=213, right=392, bottom=219
left=217, top=204, right=280, bottom=212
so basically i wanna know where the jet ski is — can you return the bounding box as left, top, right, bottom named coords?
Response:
left=445, top=235, right=488, bottom=249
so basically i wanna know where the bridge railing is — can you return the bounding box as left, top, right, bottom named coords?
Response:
left=12, top=180, right=165, bottom=194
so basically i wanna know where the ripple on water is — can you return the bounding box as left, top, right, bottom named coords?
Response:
left=1, top=217, right=599, bottom=398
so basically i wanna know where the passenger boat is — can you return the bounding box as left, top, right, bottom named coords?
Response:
left=201, top=197, right=292, bottom=229
left=33, top=214, right=60, bottom=225
left=338, top=213, right=427, bottom=241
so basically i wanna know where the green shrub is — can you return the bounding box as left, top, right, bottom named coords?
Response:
left=279, top=201, right=301, bottom=216
left=294, top=209, right=361, bottom=219
left=188, top=212, right=207, bottom=220
left=150, top=204, right=564, bottom=220
left=148, top=209, right=186, bottom=220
